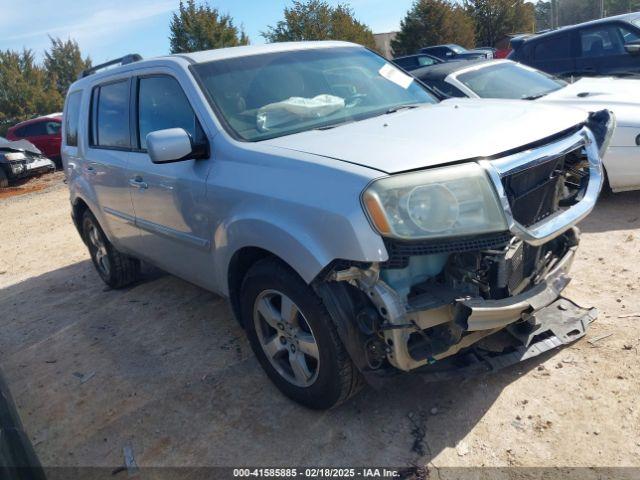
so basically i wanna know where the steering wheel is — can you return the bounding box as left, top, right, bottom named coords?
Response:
left=345, top=93, right=367, bottom=108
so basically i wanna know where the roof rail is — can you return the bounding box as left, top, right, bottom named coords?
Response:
left=79, top=54, right=142, bottom=79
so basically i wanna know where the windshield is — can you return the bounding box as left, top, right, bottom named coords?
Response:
left=457, top=62, right=566, bottom=99
left=192, top=47, right=437, bottom=141
left=450, top=45, right=466, bottom=53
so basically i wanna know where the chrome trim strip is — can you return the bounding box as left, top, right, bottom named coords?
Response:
left=103, top=207, right=136, bottom=225
left=135, top=217, right=211, bottom=250
left=479, top=127, right=603, bottom=247
left=104, top=207, right=210, bottom=250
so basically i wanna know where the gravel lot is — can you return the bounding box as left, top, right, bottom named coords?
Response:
left=1, top=173, right=639, bottom=475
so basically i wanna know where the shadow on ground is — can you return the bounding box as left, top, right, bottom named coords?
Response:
left=1, top=258, right=549, bottom=471
left=579, top=189, right=640, bottom=233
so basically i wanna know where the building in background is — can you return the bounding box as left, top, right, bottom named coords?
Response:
left=374, top=32, right=398, bottom=59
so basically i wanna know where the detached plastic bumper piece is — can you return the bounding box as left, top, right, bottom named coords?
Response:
left=414, top=297, right=596, bottom=383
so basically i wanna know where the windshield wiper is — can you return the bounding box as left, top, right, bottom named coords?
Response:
left=385, top=104, right=423, bottom=114
left=315, top=119, right=356, bottom=131
left=521, top=93, right=548, bottom=100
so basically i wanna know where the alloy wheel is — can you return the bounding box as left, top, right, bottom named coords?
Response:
left=253, top=289, right=320, bottom=387
left=88, top=224, right=110, bottom=277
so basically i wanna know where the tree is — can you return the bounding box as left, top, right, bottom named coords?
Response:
left=535, top=0, right=640, bottom=29
left=0, top=49, right=62, bottom=134
left=391, top=0, right=476, bottom=56
left=169, top=0, right=249, bottom=54
left=535, top=1, right=552, bottom=30
left=465, top=0, right=535, bottom=47
left=44, top=37, right=91, bottom=98
left=263, top=0, right=377, bottom=50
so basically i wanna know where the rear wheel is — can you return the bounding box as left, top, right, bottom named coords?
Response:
left=240, top=258, right=363, bottom=409
left=82, top=210, right=140, bottom=288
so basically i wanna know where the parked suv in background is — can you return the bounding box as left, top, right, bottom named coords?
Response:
left=63, top=42, right=612, bottom=409
left=7, top=114, right=63, bottom=167
left=509, top=12, right=640, bottom=77
left=420, top=44, right=493, bottom=61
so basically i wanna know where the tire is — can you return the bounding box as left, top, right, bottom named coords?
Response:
left=240, top=257, right=363, bottom=409
left=0, top=168, right=8, bottom=188
left=82, top=210, right=140, bottom=289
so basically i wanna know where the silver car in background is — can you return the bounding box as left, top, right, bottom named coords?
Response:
left=413, top=59, right=639, bottom=192
left=62, top=42, right=613, bottom=409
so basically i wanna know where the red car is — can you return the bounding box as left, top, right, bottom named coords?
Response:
left=6, top=114, right=63, bottom=166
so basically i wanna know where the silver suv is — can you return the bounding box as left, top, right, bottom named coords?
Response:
left=62, top=42, right=613, bottom=409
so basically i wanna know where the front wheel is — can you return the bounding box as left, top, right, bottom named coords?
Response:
left=240, top=258, right=363, bottom=409
left=0, top=168, right=8, bottom=188
left=82, top=210, right=140, bottom=289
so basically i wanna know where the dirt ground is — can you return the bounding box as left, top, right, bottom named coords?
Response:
left=1, top=173, right=639, bottom=475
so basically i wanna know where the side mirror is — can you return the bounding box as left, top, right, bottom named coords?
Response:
left=146, top=128, right=208, bottom=164
left=625, top=42, right=640, bottom=55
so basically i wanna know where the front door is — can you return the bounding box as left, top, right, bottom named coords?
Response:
left=575, top=23, right=640, bottom=76
left=128, top=74, right=214, bottom=287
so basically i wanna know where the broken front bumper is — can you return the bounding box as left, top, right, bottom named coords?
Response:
left=412, top=297, right=596, bottom=382
left=374, top=233, right=594, bottom=372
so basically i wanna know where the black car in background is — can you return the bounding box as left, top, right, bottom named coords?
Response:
left=420, top=44, right=493, bottom=61
left=391, top=53, right=443, bottom=71
left=509, top=12, right=640, bottom=77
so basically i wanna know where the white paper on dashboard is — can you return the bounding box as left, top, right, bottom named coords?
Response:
left=378, top=63, right=414, bottom=89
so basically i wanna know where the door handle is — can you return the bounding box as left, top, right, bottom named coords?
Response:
left=85, top=162, right=98, bottom=175
left=129, top=176, right=148, bottom=189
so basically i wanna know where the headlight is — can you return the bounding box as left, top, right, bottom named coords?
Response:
left=4, top=152, right=26, bottom=161
left=11, top=163, right=25, bottom=174
left=587, top=109, right=616, bottom=157
left=362, top=163, right=508, bottom=240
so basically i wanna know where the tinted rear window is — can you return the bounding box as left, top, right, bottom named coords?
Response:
left=533, top=34, right=571, bottom=60
left=92, top=80, right=130, bottom=148
left=65, top=91, right=82, bottom=146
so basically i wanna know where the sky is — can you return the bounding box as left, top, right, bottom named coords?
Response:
left=0, top=0, right=415, bottom=63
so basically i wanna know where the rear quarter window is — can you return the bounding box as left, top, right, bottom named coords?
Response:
left=533, top=34, right=571, bottom=60
left=65, top=91, right=82, bottom=147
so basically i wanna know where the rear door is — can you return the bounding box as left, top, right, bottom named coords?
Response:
left=128, top=73, right=214, bottom=287
left=575, top=22, right=640, bottom=75
left=529, top=33, right=576, bottom=76
left=85, top=77, right=140, bottom=252
left=42, top=120, right=62, bottom=160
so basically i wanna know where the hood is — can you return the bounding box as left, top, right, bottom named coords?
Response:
left=0, top=138, right=42, bottom=156
left=542, top=77, right=640, bottom=126
left=263, top=99, right=588, bottom=174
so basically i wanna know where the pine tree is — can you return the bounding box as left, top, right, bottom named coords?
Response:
left=465, top=0, right=535, bottom=47
left=263, top=0, right=377, bottom=51
left=169, top=0, right=249, bottom=54
left=44, top=37, right=91, bottom=98
left=391, top=0, right=476, bottom=56
left=0, top=49, right=63, bottom=134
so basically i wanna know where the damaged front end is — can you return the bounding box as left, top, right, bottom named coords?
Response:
left=317, top=120, right=609, bottom=382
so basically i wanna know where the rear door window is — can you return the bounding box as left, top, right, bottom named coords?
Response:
left=22, top=122, right=48, bottom=137
left=92, top=80, right=130, bottom=149
left=65, top=91, right=82, bottom=146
